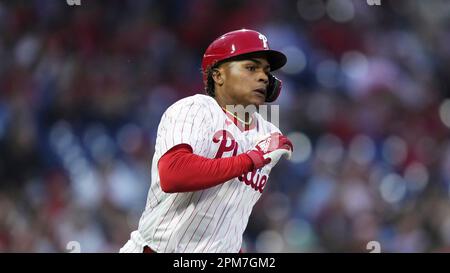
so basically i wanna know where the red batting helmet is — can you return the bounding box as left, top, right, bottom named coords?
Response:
left=201, top=29, right=287, bottom=102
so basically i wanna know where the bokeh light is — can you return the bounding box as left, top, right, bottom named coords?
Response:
left=287, top=131, right=312, bottom=163
left=326, top=0, right=355, bottom=23
left=280, top=46, right=307, bottom=75
left=380, top=174, right=407, bottom=204
left=297, top=0, right=325, bottom=21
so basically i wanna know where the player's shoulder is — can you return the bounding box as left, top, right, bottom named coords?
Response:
left=167, top=94, right=215, bottom=111
left=163, top=94, right=218, bottom=120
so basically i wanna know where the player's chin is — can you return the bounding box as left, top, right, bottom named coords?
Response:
left=248, top=92, right=266, bottom=106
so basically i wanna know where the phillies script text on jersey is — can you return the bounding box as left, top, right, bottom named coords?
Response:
left=213, top=129, right=268, bottom=193
left=121, top=94, right=283, bottom=253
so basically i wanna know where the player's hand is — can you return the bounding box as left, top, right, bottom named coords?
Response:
left=246, top=132, right=293, bottom=170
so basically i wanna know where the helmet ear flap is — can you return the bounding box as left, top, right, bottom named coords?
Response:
left=266, top=74, right=282, bottom=102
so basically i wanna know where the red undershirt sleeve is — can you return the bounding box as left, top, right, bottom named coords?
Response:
left=157, top=144, right=254, bottom=193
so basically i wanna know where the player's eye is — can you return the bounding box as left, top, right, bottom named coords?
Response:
left=246, top=66, right=256, bottom=72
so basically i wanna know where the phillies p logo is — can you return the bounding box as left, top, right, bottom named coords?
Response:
left=213, top=130, right=238, bottom=158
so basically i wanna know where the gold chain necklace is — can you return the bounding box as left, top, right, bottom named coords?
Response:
left=222, top=107, right=253, bottom=125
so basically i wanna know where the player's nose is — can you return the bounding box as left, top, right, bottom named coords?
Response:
left=258, top=71, right=269, bottom=85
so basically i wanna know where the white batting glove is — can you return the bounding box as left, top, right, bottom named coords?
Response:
left=246, top=132, right=293, bottom=170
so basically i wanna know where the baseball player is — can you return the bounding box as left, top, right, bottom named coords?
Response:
left=120, top=29, right=293, bottom=253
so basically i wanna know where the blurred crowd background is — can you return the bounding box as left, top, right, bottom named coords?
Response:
left=1, top=0, right=450, bottom=252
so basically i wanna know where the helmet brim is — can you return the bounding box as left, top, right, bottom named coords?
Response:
left=235, top=50, right=287, bottom=71
left=262, top=50, right=287, bottom=71
left=213, top=49, right=287, bottom=72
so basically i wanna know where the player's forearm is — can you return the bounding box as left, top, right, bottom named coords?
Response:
left=158, top=144, right=254, bottom=193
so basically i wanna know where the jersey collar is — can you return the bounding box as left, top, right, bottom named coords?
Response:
left=222, top=107, right=257, bottom=131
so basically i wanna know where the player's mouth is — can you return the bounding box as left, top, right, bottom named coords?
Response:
left=253, top=88, right=266, bottom=97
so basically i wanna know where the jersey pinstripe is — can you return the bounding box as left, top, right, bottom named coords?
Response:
left=122, top=94, right=281, bottom=253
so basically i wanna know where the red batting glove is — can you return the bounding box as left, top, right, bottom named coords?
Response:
left=246, top=132, right=293, bottom=170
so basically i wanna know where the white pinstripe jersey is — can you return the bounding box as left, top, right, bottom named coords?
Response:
left=132, top=94, right=281, bottom=253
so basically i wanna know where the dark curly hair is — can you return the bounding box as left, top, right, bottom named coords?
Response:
left=205, top=67, right=216, bottom=97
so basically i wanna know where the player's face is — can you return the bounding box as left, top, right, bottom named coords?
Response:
left=220, top=57, right=270, bottom=106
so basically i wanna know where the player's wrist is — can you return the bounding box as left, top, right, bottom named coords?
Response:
left=245, top=150, right=270, bottom=170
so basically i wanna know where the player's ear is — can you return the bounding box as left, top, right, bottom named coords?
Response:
left=212, top=67, right=224, bottom=86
